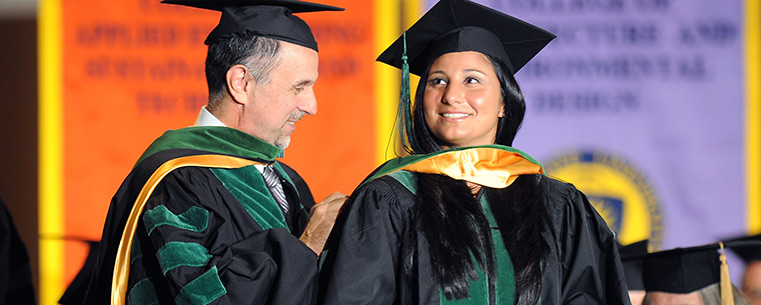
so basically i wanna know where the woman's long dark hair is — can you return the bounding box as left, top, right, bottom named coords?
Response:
left=403, top=54, right=550, bottom=305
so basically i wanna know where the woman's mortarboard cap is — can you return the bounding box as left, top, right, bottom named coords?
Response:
left=375, top=0, right=555, bottom=76
left=160, top=0, right=343, bottom=49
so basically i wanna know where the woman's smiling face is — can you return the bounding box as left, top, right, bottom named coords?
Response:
left=423, top=51, right=504, bottom=149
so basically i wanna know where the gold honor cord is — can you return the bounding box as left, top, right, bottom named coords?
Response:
left=396, top=148, right=543, bottom=189
left=111, top=155, right=263, bottom=305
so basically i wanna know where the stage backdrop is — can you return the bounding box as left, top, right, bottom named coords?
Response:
left=37, top=0, right=415, bottom=303
left=422, top=0, right=760, bottom=281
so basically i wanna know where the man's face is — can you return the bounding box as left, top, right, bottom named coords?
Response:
left=241, top=41, right=319, bottom=149
left=743, top=262, right=761, bottom=305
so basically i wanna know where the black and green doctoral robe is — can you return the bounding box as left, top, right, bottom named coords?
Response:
left=318, top=145, right=630, bottom=305
left=72, top=126, right=318, bottom=305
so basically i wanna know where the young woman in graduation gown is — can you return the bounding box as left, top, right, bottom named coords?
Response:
left=318, top=0, right=631, bottom=304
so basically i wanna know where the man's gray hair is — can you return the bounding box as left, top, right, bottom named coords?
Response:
left=205, top=35, right=282, bottom=104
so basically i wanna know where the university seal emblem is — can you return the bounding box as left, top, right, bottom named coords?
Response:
left=544, top=150, right=662, bottom=246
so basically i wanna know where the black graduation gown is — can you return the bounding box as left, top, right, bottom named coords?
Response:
left=64, top=127, right=318, bottom=305
left=0, top=197, right=36, bottom=305
left=318, top=146, right=630, bottom=305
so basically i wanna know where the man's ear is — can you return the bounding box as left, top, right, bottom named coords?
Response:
left=226, top=64, right=252, bottom=105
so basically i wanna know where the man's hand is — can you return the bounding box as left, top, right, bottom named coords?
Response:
left=299, top=191, right=348, bottom=255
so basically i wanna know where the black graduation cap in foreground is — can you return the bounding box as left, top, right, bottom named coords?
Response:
left=618, top=240, right=651, bottom=291
left=376, top=0, right=555, bottom=75
left=723, top=234, right=761, bottom=264
left=161, top=0, right=343, bottom=49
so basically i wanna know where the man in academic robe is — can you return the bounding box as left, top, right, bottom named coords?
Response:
left=62, top=1, right=347, bottom=304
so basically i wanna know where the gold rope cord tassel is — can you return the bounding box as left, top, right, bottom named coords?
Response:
left=719, top=242, right=735, bottom=305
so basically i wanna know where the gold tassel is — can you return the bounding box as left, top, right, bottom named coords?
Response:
left=719, top=242, right=735, bottom=305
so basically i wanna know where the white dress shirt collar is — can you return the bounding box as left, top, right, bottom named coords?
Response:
left=194, top=106, right=227, bottom=127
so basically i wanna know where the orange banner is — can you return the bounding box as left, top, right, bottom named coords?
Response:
left=286, top=2, right=378, bottom=200
left=58, top=0, right=376, bottom=296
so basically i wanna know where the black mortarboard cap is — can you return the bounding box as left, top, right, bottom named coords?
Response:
left=619, top=240, right=650, bottom=291
left=642, top=244, right=723, bottom=294
left=161, top=0, right=343, bottom=49
left=376, top=0, right=555, bottom=75
left=724, top=234, right=761, bottom=263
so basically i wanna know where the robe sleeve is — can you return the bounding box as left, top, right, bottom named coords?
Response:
left=318, top=177, right=414, bottom=305
left=131, top=166, right=318, bottom=305
left=543, top=180, right=631, bottom=305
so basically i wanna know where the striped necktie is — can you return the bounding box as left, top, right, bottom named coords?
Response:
left=262, top=165, right=290, bottom=218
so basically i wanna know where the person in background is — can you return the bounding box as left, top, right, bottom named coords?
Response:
left=317, top=0, right=630, bottom=304
left=620, top=240, right=650, bottom=305
left=0, top=197, right=35, bottom=305
left=726, top=234, right=761, bottom=305
left=641, top=244, right=749, bottom=305
left=61, top=1, right=347, bottom=304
